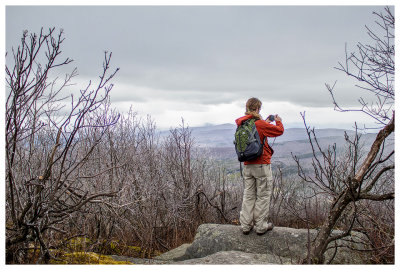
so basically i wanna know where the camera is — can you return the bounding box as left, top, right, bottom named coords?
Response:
left=267, top=115, right=275, bottom=122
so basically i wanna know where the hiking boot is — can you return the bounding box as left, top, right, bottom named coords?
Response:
left=256, top=223, right=274, bottom=236
left=242, top=226, right=253, bottom=235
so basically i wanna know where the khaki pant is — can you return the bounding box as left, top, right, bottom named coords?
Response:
left=240, top=164, right=273, bottom=233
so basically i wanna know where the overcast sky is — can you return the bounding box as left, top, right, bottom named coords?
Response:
left=5, top=4, right=392, bottom=129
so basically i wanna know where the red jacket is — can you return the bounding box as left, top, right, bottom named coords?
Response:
left=235, top=115, right=284, bottom=164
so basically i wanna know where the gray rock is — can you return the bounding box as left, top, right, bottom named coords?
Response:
left=174, top=250, right=293, bottom=264
left=109, top=255, right=168, bottom=264
left=177, top=224, right=369, bottom=264
left=113, top=223, right=370, bottom=264
left=154, top=243, right=191, bottom=261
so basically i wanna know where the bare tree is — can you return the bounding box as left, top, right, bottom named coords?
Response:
left=294, top=7, right=395, bottom=264
left=327, top=6, right=394, bottom=126
left=4, top=28, right=256, bottom=264
left=295, top=114, right=393, bottom=263
left=5, top=28, right=119, bottom=263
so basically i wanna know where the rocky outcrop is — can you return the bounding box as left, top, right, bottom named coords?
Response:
left=154, top=223, right=370, bottom=264
left=174, top=250, right=292, bottom=264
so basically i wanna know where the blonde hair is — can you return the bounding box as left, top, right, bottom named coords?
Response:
left=245, top=97, right=262, bottom=120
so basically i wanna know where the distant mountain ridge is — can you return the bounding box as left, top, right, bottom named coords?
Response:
left=159, top=123, right=385, bottom=174
left=187, top=123, right=361, bottom=147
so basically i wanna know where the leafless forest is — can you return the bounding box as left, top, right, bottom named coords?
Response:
left=5, top=7, right=394, bottom=265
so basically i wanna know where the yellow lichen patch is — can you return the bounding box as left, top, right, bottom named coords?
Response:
left=50, top=251, right=133, bottom=264
left=120, top=245, right=143, bottom=257
left=66, top=237, right=92, bottom=251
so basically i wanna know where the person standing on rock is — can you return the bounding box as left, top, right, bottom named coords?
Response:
left=235, top=97, right=284, bottom=235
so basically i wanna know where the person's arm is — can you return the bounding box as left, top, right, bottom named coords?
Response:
left=260, top=114, right=284, bottom=137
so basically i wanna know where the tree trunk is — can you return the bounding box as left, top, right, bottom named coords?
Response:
left=303, top=114, right=394, bottom=264
left=305, top=188, right=354, bottom=263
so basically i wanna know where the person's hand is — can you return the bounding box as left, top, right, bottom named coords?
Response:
left=265, top=115, right=274, bottom=123
left=275, top=115, right=282, bottom=122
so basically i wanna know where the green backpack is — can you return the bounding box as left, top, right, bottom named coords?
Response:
left=234, top=119, right=265, bottom=162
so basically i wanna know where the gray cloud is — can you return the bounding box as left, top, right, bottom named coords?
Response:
left=6, top=5, right=388, bottom=127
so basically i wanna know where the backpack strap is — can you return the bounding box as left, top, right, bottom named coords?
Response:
left=264, top=139, right=274, bottom=155
left=249, top=125, right=258, bottom=143
left=261, top=135, right=274, bottom=155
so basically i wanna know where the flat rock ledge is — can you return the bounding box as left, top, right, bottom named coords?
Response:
left=131, top=223, right=370, bottom=264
